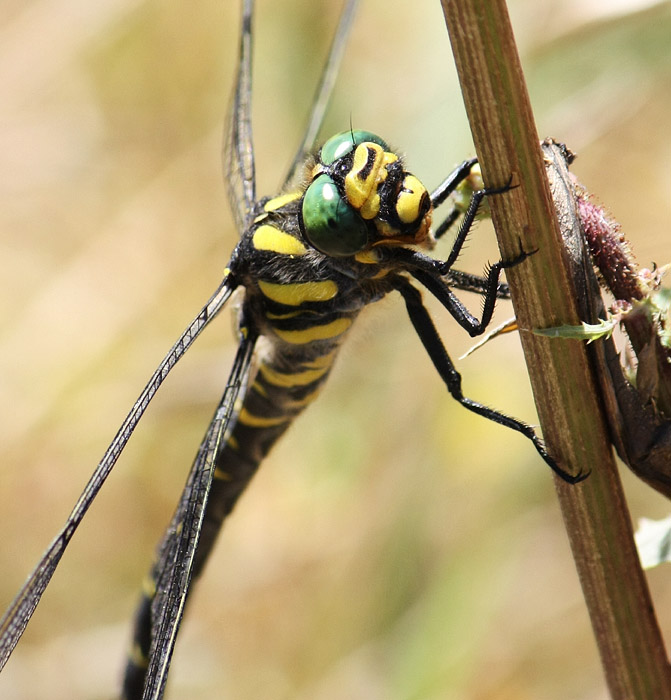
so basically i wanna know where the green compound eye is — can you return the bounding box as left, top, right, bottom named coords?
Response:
left=320, top=130, right=389, bottom=165
left=302, top=175, right=369, bottom=256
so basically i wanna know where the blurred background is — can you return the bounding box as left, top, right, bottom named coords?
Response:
left=1, top=0, right=670, bottom=698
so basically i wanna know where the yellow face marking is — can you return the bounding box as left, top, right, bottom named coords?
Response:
left=374, top=219, right=401, bottom=240
left=258, top=363, right=329, bottom=388
left=252, top=224, right=307, bottom=256
left=238, top=407, right=290, bottom=428
left=345, top=144, right=376, bottom=208
left=360, top=192, right=380, bottom=220
left=214, top=467, right=233, bottom=481
left=345, top=143, right=385, bottom=210
left=264, top=192, right=301, bottom=211
left=258, top=279, right=338, bottom=306
left=397, top=175, right=428, bottom=224
left=273, top=317, right=352, bottom=344
left=344, top=143, right=397, bottom=221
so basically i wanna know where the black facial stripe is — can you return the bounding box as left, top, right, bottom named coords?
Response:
left=355, top=146, right=377, bottom=181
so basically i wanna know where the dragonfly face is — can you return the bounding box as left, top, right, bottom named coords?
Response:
left=300, top=130, right=432, bottom=255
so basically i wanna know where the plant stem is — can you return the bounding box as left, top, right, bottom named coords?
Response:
left=439, top=1, right=671, bottom=697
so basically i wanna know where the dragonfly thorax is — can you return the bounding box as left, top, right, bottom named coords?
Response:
left=299, top=130, right=432, bottom=257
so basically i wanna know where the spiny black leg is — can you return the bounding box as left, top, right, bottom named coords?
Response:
left=412, top=249, right=530, bottom=338
left=430, top=158, right=478, bottom=209
left=440, top=177, right=515, bottom=273
left=397, top=279, right=587, bottom=484
left=434, top=208, right=461, bottom=241
left=444, top=269, right=510, bottom=300
left=430, top=158, right=478, bottom=244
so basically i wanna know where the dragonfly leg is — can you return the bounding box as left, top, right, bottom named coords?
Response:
left=438, top=176, right=515, bottom=271
left=429, top=158, right=477, bottom=209
left=430, top=158, right=477, bottom=242
left=397, top=279, right=588, bottom=484
left=409, top=247, right=528, bottom=338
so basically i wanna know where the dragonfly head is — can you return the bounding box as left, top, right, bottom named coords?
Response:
left=299, top=130, right=433, bottom=257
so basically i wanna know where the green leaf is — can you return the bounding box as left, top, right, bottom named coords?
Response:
left=533, top=319, right=617, bottom=343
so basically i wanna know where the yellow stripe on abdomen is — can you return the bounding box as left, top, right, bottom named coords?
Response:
left=303, top=350, right=337, bottom=369
left=237, top=407, right=290, bottom=428
left=273, top=317, right=352, bottom=345
left=258, top=363, right=330, bottom=388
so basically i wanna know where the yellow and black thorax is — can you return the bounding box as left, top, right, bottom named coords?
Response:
left=224, top=130, right=434, bottom=467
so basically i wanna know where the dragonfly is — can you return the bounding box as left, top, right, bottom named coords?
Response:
left=0, top=0, right=583, bottom=697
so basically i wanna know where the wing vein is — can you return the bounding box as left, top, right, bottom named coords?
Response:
left=0, top=272, right=238, bottom=670
left=141, top=331, right=257, bottom=700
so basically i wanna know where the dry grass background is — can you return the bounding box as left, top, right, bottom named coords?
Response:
left=1, top=0, right=670, bottom=698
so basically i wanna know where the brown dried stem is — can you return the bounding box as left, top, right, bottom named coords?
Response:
left=440, top=1, right=671, bottom=697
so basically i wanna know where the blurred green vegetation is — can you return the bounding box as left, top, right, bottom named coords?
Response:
left=1, top=0, right=670, bottom=698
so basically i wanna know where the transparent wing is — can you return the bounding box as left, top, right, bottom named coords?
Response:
left=223, top=0, right=256, bottom=233
left=223, top=0, right=359, bottom=228
left=281, top=0, right=360, bottom=190
left=0, top=270, right=239, bottom=672
left=140, top=331, right=257, bottom=700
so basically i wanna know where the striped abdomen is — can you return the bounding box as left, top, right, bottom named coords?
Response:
left=122, top=196, right=367, bottom=697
